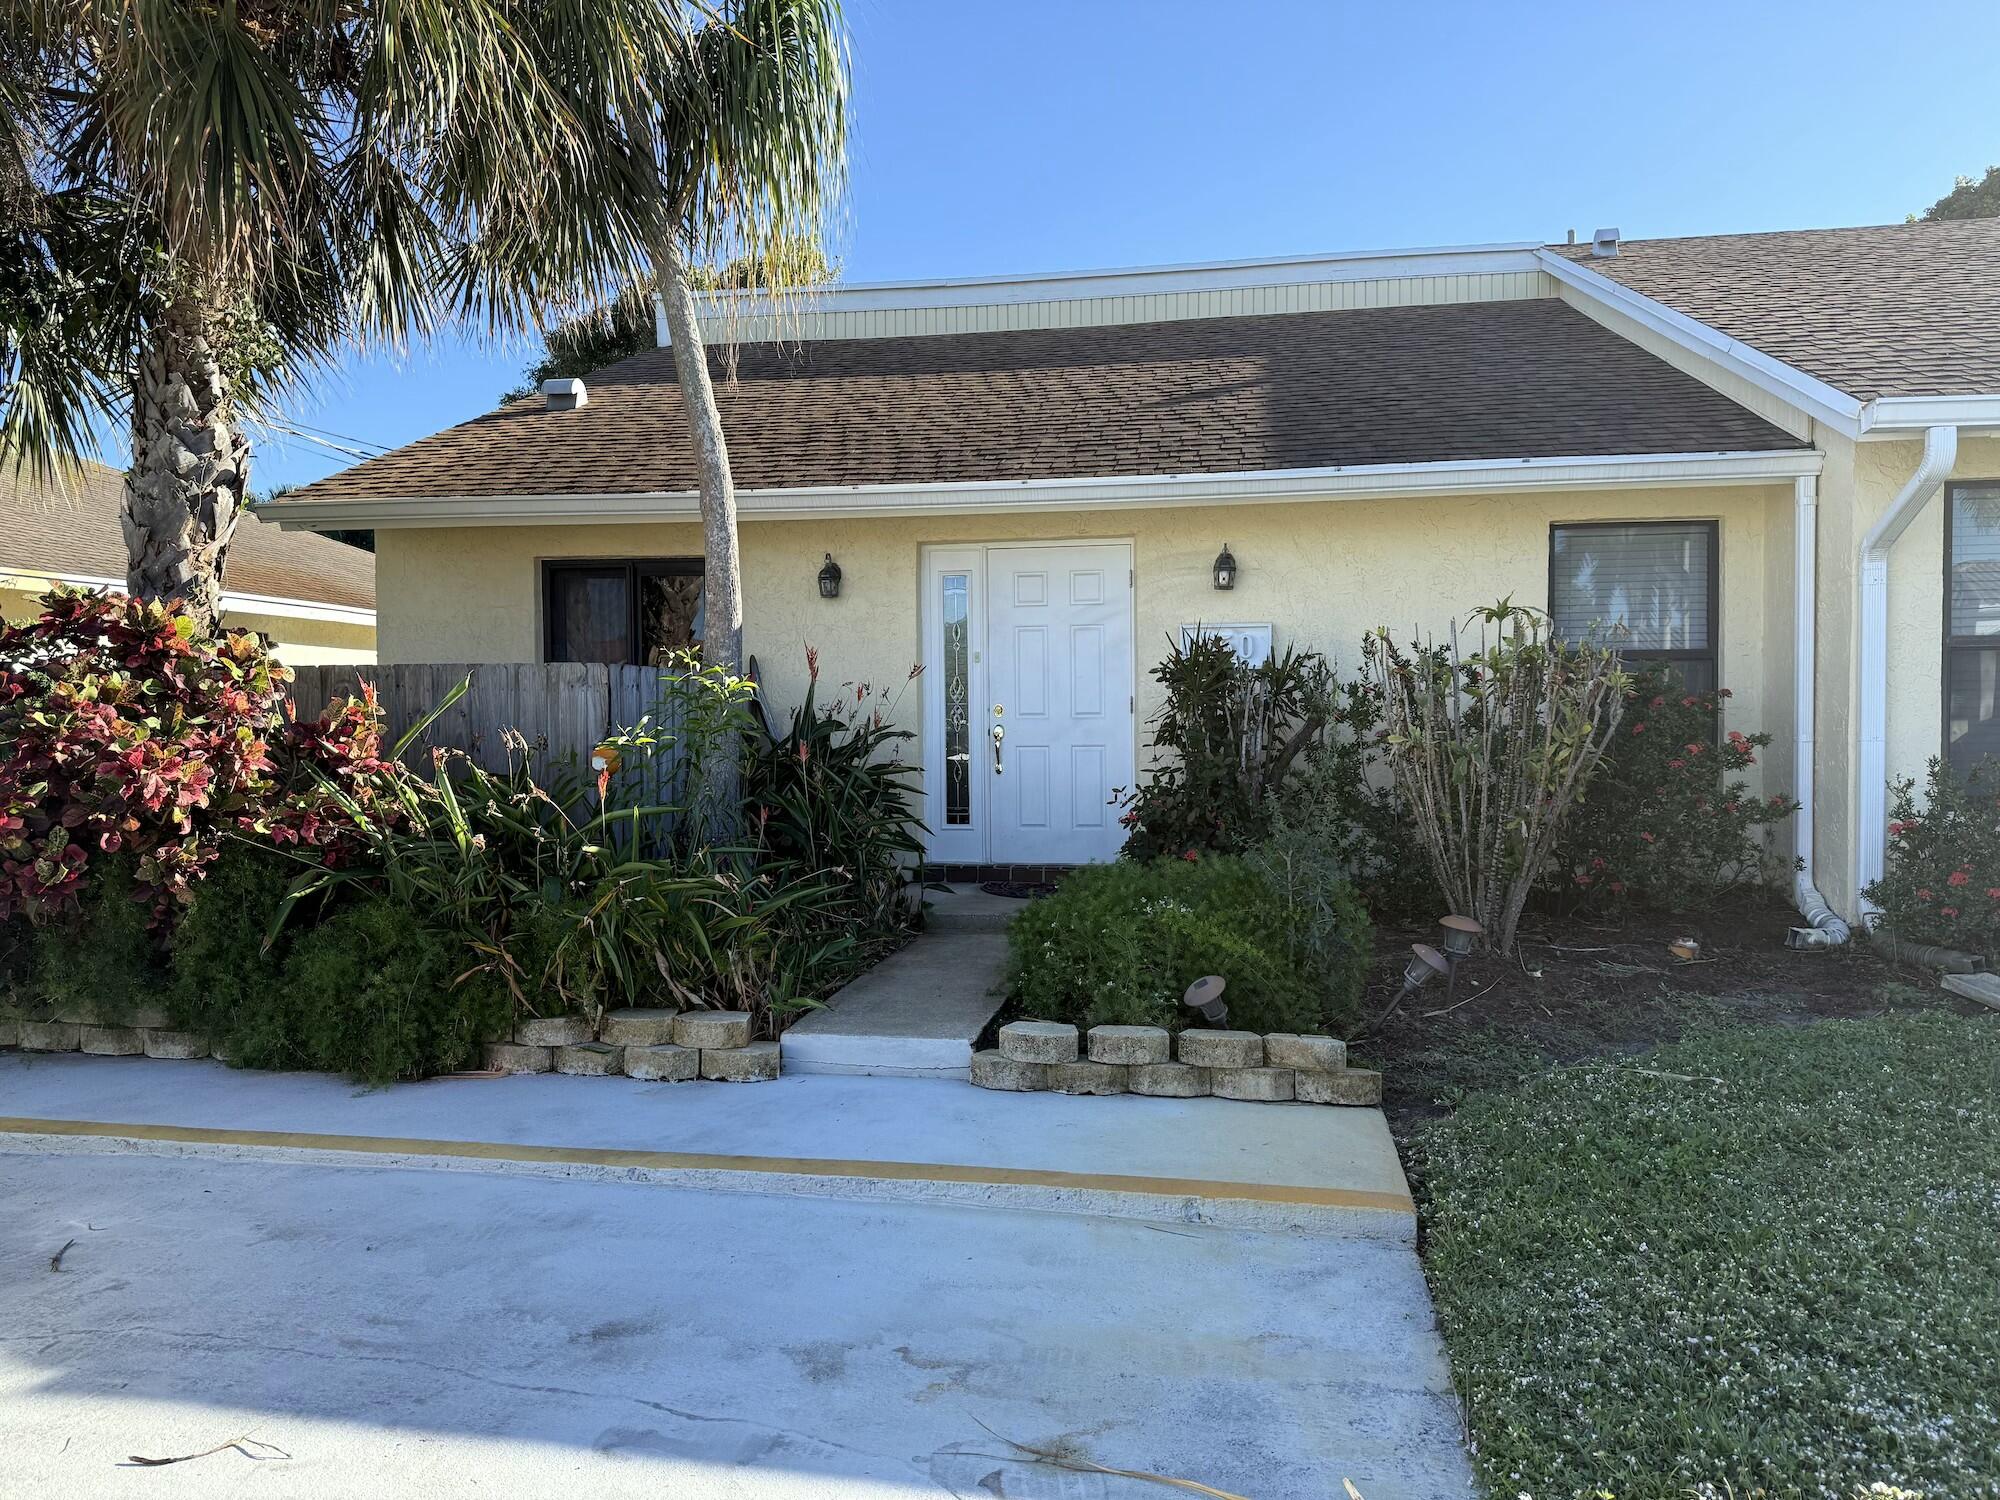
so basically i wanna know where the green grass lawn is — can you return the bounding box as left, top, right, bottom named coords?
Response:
left=1413, top=1012, right=2000, bottom=1499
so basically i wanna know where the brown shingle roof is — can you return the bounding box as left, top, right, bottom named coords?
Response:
left=0, top=461, right=375, bottom=610
left=287, top=298, right=1803, bottom=506
left=1552, top=220, right=2000, bottom=401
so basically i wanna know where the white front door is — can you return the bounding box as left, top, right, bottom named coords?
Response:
left=922, top=542, right=1135, bottom=866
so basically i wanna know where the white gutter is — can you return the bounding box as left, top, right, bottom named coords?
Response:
left=264, top=448, right=1822, bottom=531
left=1864, top=395, right=2000, bottom=433
left=0, top=567, right=376, bottom=628
left=1855, top=425, right=1959, bottom=918
left=1786, top=473, right=1849, bottom=947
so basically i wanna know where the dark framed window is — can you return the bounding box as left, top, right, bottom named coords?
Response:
left=1549, top=520, right=1719, bottom=695
left=1944, top=482, right=2000, bottom=775
left=543, top=558, right=704, bottom=665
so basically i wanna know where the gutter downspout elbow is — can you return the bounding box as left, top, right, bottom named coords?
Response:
left=1786, top=472, right=1850, bottom=947
left=1854, top=425, right=1959, bottom=925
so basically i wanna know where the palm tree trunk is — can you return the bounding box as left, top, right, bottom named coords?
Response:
left=655, top=236, right=744, bottom=835
left=122, top=303, right=250, bottom=630
left=654, top=236, right=745, bottom=674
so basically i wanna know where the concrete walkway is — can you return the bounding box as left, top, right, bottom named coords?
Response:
left=782, top=885, right=1016, bottom=1079
left=0, top=1052, right=1412, bottom=1239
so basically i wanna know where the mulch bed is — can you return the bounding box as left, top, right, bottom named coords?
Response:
left=1351, top=893, right=1988, bottom=1137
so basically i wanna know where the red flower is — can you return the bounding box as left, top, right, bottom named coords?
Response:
left=1631, top=722, right=1646, bottom=735
left=1575, top=873, right=1593, bottom=886
left=1888, top=820, right=1911, bottom=836
left=1182, top=849, right=1199, bottom=862
left=1639, top=831, right=1655, bottom=843
left=1948, top=870, right=1970, bottom=887
left=1608, top=881, right=1626, bottom=894
left=1650, top=696, right=1665, bottom=708
left=1942, top=906, right=1961, bottom=918
left=1917, top=888, right=1934, bottom=901
left=1667, top=758, right=1686, bottom=771
left=1986, top=888, right=2000, bottom=900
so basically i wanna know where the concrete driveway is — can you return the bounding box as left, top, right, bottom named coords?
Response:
left=0, top=1056, right=1474, bottom=1498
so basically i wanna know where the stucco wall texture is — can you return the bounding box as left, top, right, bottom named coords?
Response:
left=375, top=482, right=1789, bottom=797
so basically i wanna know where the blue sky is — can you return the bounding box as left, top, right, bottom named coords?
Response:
left=257, top=0, right=2000, bottom=491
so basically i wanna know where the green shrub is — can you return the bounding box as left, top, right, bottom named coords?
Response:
left=225, top=897, right=510, bottom=1083
left=1552, top=671, right=1796, bottom=911
left=1006, top=855, right=1369, bottom=1036
left=1864, top=756, right=2000, bottom=954
left=31, top=855, right=159, bottom=1017
left=1120, top=634, right=1328, bottom=860
left=742, top=647, right=924, bottom=944
left=166, top=844, right=302, bottom=1037
left=1244, top=815, right=1375, bottom=1015
left=1265, top=674, right=1436, bottom=919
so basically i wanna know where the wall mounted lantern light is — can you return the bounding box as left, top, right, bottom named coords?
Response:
left=817, top=553, right=843, bottom=599
left=1212, top=544, right=1238, bottom=591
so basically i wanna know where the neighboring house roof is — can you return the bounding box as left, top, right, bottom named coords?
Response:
left=1551, top=219, right=2000, bottom=401
left=284, top=298, right=1804, bottom=507
left=0, top=460, right=375, bottom=614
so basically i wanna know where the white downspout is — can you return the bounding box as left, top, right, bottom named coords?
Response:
left=1788, top=472, right=1850, bottom=946
left=1854, top=424, right=1959, bottom=922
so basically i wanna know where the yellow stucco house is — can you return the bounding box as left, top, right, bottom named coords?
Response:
left=3, top=460, right=376, bottom=663
left=266, top=220, right=2000, bottom=941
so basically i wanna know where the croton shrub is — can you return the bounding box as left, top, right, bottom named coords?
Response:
left=1864, top=758, right=2000, bottom=955
left=1553, top=672, right=1797, bottom=911
left=0, top=588, right=290, bottom=922
left=0, top=587, right=389, bottom=929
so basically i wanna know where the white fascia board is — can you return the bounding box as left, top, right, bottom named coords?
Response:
left=1862, top=394, right=2000, bottom=434
left=218, top=589, right=377, bottom=628
left=1535, top=249, right=1867, bottom=438
left=260, top=449, right=1821, bottom=531
left=0, top=565, right=374, bottom=627
left=693, top=243, right=1546, bottom=320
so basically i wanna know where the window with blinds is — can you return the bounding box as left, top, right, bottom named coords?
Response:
left=1549, top=521, right=1718, bottom=695
left=1945, top=483, right=2000, bottom=775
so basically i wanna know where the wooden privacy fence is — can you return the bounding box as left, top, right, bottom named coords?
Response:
left=286, top=663, right=694, bottom=836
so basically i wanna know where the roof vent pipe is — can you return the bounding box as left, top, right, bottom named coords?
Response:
left=541, top=378, right=588, bottom=412
left=1590, top=226, right=1620, bottom=257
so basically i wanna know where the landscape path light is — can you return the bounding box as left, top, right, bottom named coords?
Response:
left=1438, top=914, right=1483, bottom=1004
left=1181, top=974, right=1228, bottom=1028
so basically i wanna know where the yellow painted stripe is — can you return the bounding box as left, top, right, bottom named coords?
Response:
left=0, top=1115, right=1414, bottom=1215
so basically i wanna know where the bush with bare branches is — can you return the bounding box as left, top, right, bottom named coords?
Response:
left=1364, top=601, right=1627, bottom=954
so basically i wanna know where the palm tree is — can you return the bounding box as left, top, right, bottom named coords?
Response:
left=2, top=1, right=848, bottom=643
left=628, top=8, right=848, bottom=675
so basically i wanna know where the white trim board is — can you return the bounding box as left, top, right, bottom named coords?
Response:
left=264, top=449, right=1822, bottom=532
left=690, top=243, right=1547, bottom=319
left=0, top=567, right=376, bottom=628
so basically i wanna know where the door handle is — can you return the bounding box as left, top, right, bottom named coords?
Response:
left=991, top=722, right=1004, bottom=775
